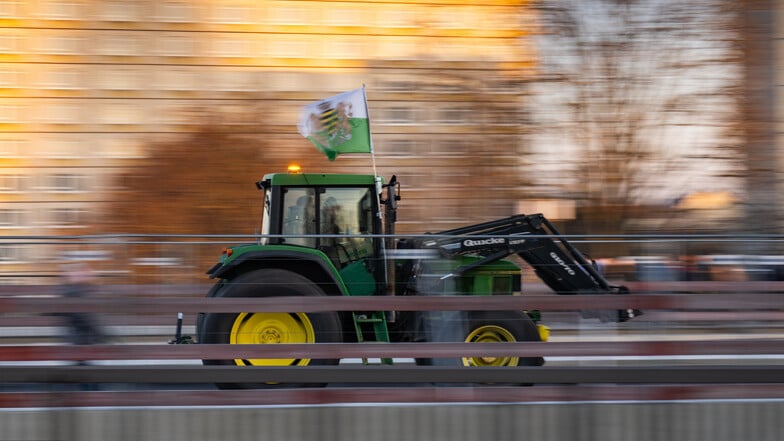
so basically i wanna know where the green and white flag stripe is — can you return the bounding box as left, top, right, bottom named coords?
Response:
left=297, top=87, right=372, bottom=161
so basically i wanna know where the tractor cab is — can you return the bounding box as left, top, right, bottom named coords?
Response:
left=255, top=169, right=386, bottom=294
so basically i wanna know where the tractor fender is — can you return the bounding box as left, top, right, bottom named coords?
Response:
left=208, top=249, right=348, bottom=297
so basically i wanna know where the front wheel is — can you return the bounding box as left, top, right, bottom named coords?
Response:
left=460, top=311, right=544, bottom=368
left=417, top=310, right=544, bottom=371
left=198, top=269, right=343, bottom=389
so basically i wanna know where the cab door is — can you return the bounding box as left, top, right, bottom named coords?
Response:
left=316, top=187, right=379, bottom=296
left=280, top=185, right=381, bottom=295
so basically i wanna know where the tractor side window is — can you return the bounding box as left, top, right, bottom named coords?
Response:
left=282, top=188, right=316, bottom=247
left=259, top=192, right=271, bottom=245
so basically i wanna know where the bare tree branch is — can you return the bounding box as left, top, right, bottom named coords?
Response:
left=528, top=0, right=742, bottom=236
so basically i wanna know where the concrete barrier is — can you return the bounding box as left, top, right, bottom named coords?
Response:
left=2, top=400, right=783, bottom=441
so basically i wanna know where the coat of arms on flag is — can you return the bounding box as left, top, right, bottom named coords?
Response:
left=297, top=87, right=372, bottom=161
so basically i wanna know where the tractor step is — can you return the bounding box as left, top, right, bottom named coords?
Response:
left=352, top=311, right=393, bottom=365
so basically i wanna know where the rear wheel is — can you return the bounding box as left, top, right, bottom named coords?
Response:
left=198, top=269, right=342, bottom=389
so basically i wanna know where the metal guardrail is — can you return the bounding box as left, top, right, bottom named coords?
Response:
left=4, top=365, right=784, bottom=385
left=4, top=339, right=784, bottom=361
left=5, top=238, right=784, bottom=441
left=1, top=232, right=784, bottom=410
left=5, top=385, right=784, bottom=408
left=2, top=282, right=784, bottom=331
left=2, top=290, right=784, bottom=313
left=1, top=290, right=784, bottom=407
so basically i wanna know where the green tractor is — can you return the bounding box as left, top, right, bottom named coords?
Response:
left=197, top=168, right=637, bottom=387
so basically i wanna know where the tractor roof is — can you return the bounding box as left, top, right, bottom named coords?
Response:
left=262, top=173, right=380, bottom=186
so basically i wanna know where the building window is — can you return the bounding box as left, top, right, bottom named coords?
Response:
left=266, top=36, right=310, bottom=58
left=97, top=32, right=141, bottom=56
left=131, top=256, right=186, bottom=268
left=483, top=77, right=523, bottom=93
left=0, top=175, right=28, bottom=192
left=155, top=1, right=195, bottom=23
left=0, top=105, right=20, bottom=123
left=155, top=67, right=197, bottom=91
left=98, top=66, right=144, bottom=90
left=99, top=102, right=142, bottom=125
left=37, top=0, right=83, bottom=20
left=437, top=107, right=473, bottom=124
left=379, top=139, right=417, bottom=156
left=156, top=34, right=195, bottom=57
left=432, top=139, right=470, bottom=156
left=432, top=7, right=474, bottom=29
left=38, top=67, right=82, bottom=90
left=209, top=35, right=252, bottom=58
left=379, top=77, right=418, bottom=92
left=377, top=107, right=416, bottom=124
left=323, top=5, right=363, bottom=26
left=0, top=139, right=25, bottom=157
left=38, top=103, right=79, bottom=124
left=49, top=208, right=86, bottom=227
left=379, top=9, right=416, bottom=28
left=40, top=138, right=83, bottom=158
left=100, top=136, right=142, bottom=158
left=213, top=3, right=254, bottom=24
left=0, top=1, right=22, bottom=18
left=213, top=69, right=254, bottom=92
left=0, top=68, right=20, bottom=87
left=374, top=37, right=417, bottom=59
left=0, top=245, right=27, bottom=263
left=60, top=250, right=111, bottom=261
left=0, top=34, right=20, bottom=53
left=41, top=174, right=88, bottom=193
left=484, top=105, right=522, bottom=126
left=321, top=37, right=364, bottom=59
left=38, top=35, right=83, bottom=55
left=98, top=0, right=140, bottom=22
left=266, top=6, right=307, bottom=25
left=0, top=209, right=25, bottom=228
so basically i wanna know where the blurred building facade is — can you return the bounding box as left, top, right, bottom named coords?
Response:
left=0, top=1, right=534, bottom=280
left=742, top=0, right=781, bottom=248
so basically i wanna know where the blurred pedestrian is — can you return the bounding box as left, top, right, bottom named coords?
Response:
left=59, top=263, right=108, bottom=391
left=58, top=263, right=107, bottom=348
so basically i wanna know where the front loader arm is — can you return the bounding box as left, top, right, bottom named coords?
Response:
left=420, top=214, right=640, bottom=322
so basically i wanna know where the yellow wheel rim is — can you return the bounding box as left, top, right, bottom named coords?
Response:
left=462, top=325, right=519, bottom=367
left=230, top=312, right=315, bottom=366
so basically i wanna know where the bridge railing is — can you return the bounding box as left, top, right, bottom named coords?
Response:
left=1, top=234, right=784, bottom=408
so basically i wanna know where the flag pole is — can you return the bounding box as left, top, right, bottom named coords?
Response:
left=362, top=84, right=381, bottom=207
left=362, top=84, right=379, bottom=181
left=362, top=84, right=392, bottom=296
